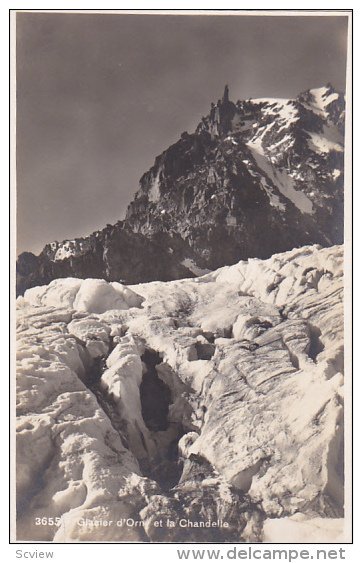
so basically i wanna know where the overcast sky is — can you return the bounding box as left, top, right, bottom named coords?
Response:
left=16, top=12, right=349, bottom=255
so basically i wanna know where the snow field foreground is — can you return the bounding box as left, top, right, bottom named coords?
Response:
left=16, top=245, right=345, bottom=542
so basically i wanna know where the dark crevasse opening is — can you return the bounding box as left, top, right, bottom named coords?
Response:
left=87, top=355, right=107, bottom=386
left=307, top=323, right=325, bottom=362
left=195, top=341, right=216, bottom=360
left=139, top=348, right=191, bottom=490
left=145, top=430, right=186, bottom=491
left=140, top=349, right=172, bottom=432
left=81, top=345, right=193, bottom=492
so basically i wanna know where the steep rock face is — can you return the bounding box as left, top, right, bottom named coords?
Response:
left=17, top=85, right=344, bottom=295
left=16, top=226, right=196, bottom=296
left=16, top=244, right=345, bottom=542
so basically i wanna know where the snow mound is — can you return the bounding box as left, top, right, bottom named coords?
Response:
left=22, top=278, right=82, bottom=308
left=263, top=514, right=345, bottom=543
left=22, top=277, right=144, bottom=314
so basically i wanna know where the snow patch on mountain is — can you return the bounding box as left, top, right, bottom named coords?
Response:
left=247, top=137, right=314, bottom=214
left=307, top=131, right=343, bottom=154
left=181, top=259, right=211, bottom=277
left=307, top=86, right=340, bottom=117
left=148, top=170, right=162, bottom=202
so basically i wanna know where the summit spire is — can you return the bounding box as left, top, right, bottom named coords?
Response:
left=222, top=84, right=229, bottom=103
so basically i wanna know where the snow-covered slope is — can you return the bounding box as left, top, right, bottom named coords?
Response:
left=16, top=244, right=345, bottom=542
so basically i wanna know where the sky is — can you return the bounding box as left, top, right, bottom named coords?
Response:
left=16, top=11, right=349, bottom=255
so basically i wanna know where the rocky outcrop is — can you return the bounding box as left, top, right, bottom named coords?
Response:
left=16, top=227, right=196, bottom=296
left=16, top=244, right=345, bottom=542
left=17, top=85, right=344, bottom=295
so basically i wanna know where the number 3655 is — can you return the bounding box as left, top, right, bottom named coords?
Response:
left=35, top=517, right=61, bottom=526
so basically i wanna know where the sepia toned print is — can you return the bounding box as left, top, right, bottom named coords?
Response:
left=13, top=10, right=351, bottom=543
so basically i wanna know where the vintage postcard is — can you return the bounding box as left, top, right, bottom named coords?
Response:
left=12, top=9, right=352, bottom=544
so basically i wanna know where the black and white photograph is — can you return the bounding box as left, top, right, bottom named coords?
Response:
left=12, top=9, right=351, bottom=544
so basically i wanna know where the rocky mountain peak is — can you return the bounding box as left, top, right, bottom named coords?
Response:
left=126, top=83, right=344, bottom=264
left=195, top=84, right=242, bottom=139
left=222, top=83, right=230, bottom=103
left=16, top=84, right=345, bottom=295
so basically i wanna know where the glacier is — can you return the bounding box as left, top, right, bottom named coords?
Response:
left=15, top=244, right=345, bottom=542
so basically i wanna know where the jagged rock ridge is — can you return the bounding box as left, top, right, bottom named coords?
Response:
left=16, top=244, right=345, bottom=542
left=17, top=84, right=345, bottom=294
